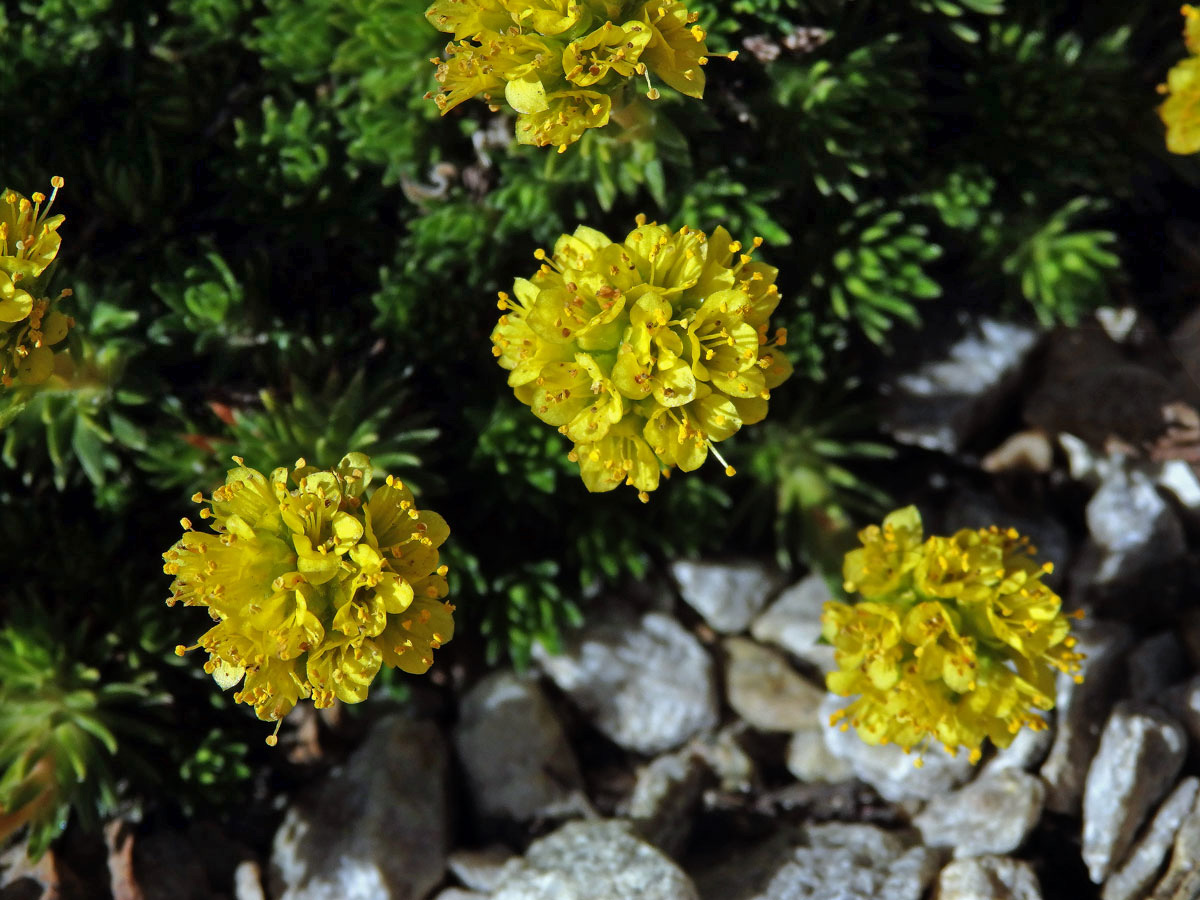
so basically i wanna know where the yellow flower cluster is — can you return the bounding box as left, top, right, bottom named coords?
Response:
left=491, top=217, right=791, bottom=498
left=425, top=0, right=732, bottom=151
left=164, top=453, right=454, bottom=743
left=822, top=506, right=1084, bottom=765
left=1, top=179, right=72, bottom=390
left=1160, top=5, right=1200, bottom=155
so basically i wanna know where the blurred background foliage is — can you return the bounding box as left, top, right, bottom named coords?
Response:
left=2, top=0, right=1199, bottom=854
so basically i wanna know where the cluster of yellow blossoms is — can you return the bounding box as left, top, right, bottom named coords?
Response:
left=1160, top=5, right=1200, bottom=155
left=163, top=453, right=454, bottom=743
left=425, top=0, right=730, bottom=150
left=1, top=179, right=72, bottom=390
left=821, top=506, right=1084, bottom=765
left=491, top=217, right=791, bottom=497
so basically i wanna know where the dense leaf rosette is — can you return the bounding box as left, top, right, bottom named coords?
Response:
left=0, top=179, right=72, bottom=390
left=491, top=217, right=792, bottom=497
left=822, top=506, right=1084, bottom=765
left=425, top=0, right=730, bottom=150
left=163, top=453, right=454, bottom=741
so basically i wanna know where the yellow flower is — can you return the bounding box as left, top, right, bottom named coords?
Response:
left=0, top=179, right=65, bottom=280
left=164, top=453, right=455, bottom=743
left=492, top=217, right=791, bottom=497
left=0, top=179, right=72, bottom=392
left=425, top=0, right=732, bottom=150
left=1161, top=55, right=1200, bottom=155
left=823, top=506, right=1083, bottom=765
left=1160, top=6, right=1200, bottom=155
left=1184, top=3, right=1200, bottom=55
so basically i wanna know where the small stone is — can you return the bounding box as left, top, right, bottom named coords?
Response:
left=750, top=575, right=837, bottom=674
left=447, top=847, right=515, bottom=893
left=914, top=769, right=1045, bottom=858
left=1169, top=674, right=1200, bottom=749
left=534, top=611, right=718, bottom=755
left=693, top=723, right=757, bottom=794
left=1103, top=777, right=1200, bottom=900
left=672, top=560, right=782, bottom=634
left=271, top=716, right=449, bottom=900
left=1, top=843, right=86, bottom=900
left=626, top=750, right=706, bottom=857
left=1151, top=790, right=1200, bottom=900
left=1085, top=465, right=1185, bottom=585
left=433, top=891, right=490, bottom=900
left=935, top=856, right=1043, bottom=900
left=1082, top=702, right=1188, bottom=884
left=786, top=726, right=855, bottom=784
left=882, top=318, right=1039, bottom=454
left=723, top=637, right=825, bottom=733
left=235, top=861, right=266, bottom=900
left=492, top=820, right=699, bottom=900
left=820, top=694, right=974, bottom=804
left=982, top=721, right=1054, bottom=776
left=752, top=823, right=939, bottom=900
left=453, top=670, right=588, bottom=824
left=1040, top=620, right=1135, bottom=815
left=1128, top=633, right=1189, bottom=702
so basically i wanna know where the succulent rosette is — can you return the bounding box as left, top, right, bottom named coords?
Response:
left=822, top=506, right=1085, bottom=765
left=164, top=453, right=454, bottom=743
left=425, top=0, right=732, bottom=150
left=491, top=217, right=792, bottom=498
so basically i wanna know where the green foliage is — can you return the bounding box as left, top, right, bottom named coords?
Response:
left=922, top=166, right=997, bottom=231
left=1002, top=197, right=1122, bottom=326
left=771, top=34, right=923, bottom=202
left=139, top=368, right=438, bottom=496
left=808, top=201, right=944, bottom=345
left=0, top=619, right=160, bottom=858
left=740, top=383, right=894, bottom=572
left=911, top=0, right=1004, bottom=43
left=1, top=0, right=1195, bottom=857
left=234, top=97, right=335, bottom=203
left=1, top=289, right=148, bottom=508
left=964, top=23, right=1144, bottom=197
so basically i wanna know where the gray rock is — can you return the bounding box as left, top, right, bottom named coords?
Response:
left=453, top=671, right=587, bottom=823
left=819, top=694, right=974, bottom=804
left=914, top=769, right=1045, bottom=858
left=433, top=891, right=489, bottom=900
left=693, top=723, right=757, bottom=794
left=491, top=820, right=698, bottom=900
left=1041, top=620, right=1135, bottom=815
left=1082, top=702, right=1188, bottom=884
left=447, top=847, right=514, bottom=893
left=235, top=861, right=266, bottom=900
left=935, top=856, right=1042, bottom=900
left=786, top=726, right=855, bottom=784
left=750, top=823, right=939, bottom=900
left=626, top=750, right=706, bottom=857
left=672, top=560, right=782, bottom=634
left=1169, top=674, right=1200, bottom=750
left=982, top=721, right=1054, bottom=777
left=1104, top=777, right=1200, bottom=900
left=1085, top=465, right=1185, bottom=584
left=883, top=318, right=1038, bottom=454
left=534, top=611, right=718, bottom=754
left=749, top=575, right=837, bottom=674
left=723, top=637, right=825, bottom=733
left=1151, top=790, right=1200, bottom=900
left=271, top=715, right=448, bottom=900
left=1129, top=633, right=1189, bottom=703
